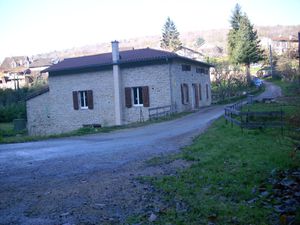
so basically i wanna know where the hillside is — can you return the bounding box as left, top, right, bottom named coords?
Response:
left=33, top=25, right=300, bottom=60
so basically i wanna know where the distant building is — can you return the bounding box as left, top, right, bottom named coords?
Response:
left=29, top=58, right=54, bottom=84
left=176, top=46, right=205, bottom=61
left=0, top=56, right=30, bottom=71
left=0, top=56, right=31, bottom=89
left=0, top=56, right=55, bottom=89
left=271, top=35, right=298, bottom=56
left=199, top=43, right=224, bottom=58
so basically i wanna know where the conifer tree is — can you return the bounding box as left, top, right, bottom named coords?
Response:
left=227, top=5, right=264, bottom=84
left=230, top=3, right=242, bottom=30
left=228, top=4, right=242, bottom=63
left=161, top=17, right=182, bottom=52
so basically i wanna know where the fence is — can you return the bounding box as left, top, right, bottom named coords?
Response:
left=224, top=101, right=284, bottom=132
left=148, top=105, right=172, bottom=120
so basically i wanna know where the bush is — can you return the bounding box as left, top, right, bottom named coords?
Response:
left=276, top=57, right=298, bottom=82
left=0, top=102, right=26, bottom=122
left=0, top=86, right=44, bottom=123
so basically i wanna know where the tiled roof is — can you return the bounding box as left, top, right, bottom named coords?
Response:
left=44, top=48, right=211, bottom=73
left=0, top=56, right=29, bottom=72
left=30, top=58, right=53, bottom=68
left=272, top=36, right=298, bottom=42
left=25, top=86, right=49, bottom=101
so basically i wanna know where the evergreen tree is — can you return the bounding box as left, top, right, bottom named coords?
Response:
left=230, top=4, right=242, bottom=30
left=161, top=17, right=182, bottom=51
left=227, top=6, right=264, bottom=84
left=228, top=4, right=242, bottom=63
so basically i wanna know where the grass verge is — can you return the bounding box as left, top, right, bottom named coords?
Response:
left=129, top=81, right=299, bottom=224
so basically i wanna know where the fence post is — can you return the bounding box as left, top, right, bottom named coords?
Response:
left=231, top=111, right=233, bottom=128
left=246, top=109, right=249, bottom=129
left=240, top=111, right=243, bottom=133
left=281, top=107, right=284, bottom=136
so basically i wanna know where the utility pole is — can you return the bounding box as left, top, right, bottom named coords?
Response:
left=269, top=44, right=274, bottom=79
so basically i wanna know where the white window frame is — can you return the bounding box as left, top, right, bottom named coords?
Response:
left=132, top=87, right=143, bottom=106
left=79, top=90, right=88, bottom=109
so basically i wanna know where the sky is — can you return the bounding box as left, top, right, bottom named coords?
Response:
left=0, top=0, right=299, bottom=62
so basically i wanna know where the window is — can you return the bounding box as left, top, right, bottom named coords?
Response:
left=133, top=87, right=143, bottom=106
left=79, top=91, right=88, bottom=109
left=204, top=68, right=209, bottom=75
left=72, top=90, right=93, bottom=110
left=181, top=83, right=189, bottom=104
left=196, top=67, right=201, bottom=73
left=182, top=64, right=191, bottom=71
left=196, top=67, right=205, bottom=74
left=125, top=86, right=150, bottom=108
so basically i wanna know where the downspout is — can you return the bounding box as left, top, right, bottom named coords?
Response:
left=112, top=41, right=122, bottom=125
left=167, top=57, right=175, bottom=112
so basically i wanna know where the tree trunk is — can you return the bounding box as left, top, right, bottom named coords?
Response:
left=245, top=64, right=251, bottom=85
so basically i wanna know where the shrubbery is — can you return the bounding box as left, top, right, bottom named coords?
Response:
left=0, top=102, right=26, bottom=122
left=0, top=86, right=42, bottom=123
left=210, top=58, right=252, bottom=102
left=276, top=57, right=299, bottom=82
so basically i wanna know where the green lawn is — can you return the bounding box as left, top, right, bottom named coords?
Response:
left=128, top=80, right=300, bottom=224
left=133, top=119, right=298, bottom=225
left=0, top=122, right=13, bottom=131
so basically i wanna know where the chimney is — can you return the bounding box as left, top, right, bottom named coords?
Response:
left=111, top=40, right=119, bottom=63
left=112, top=40, right=122, bottom=125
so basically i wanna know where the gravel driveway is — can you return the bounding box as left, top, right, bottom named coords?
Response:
left=0, top=82, right=279, bottom=224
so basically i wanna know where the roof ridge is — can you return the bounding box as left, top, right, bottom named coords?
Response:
left=44, top=48, right=211, bottom=73
left=61, top=48, right=177, bottom=61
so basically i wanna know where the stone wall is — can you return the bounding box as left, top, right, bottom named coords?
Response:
left=47, top=71, right=115, bottom=134
left=170, top=59, right=211, bottom=112
left=26, top=91, right=51, bottom=136
left=121, top=64, right=171, bottom=124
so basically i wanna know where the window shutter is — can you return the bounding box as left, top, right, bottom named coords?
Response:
left=125, top=87, right=132, bottom=108
left=72, top=91, right=79, bottom=110
left=206, top=84, right=209, bottom=99
left=186, top=84, right=189, bottom=103
left=142, top=86, right=150, bottom=107
left=194, top=84, right=199, bottom=108
left=199, top=84, right=202, bottom=100
left=87, top=90, right=94, bottom=109
left=181, top=84, right=184, bottom=104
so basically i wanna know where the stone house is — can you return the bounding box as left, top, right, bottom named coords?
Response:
left=0, top=56, right=31, bottom=89
left=176, top=46, right=205, bottom=61
left=26, top=41, right=212, bottom=136
left=29, top=58, right=54, bottom=85
left=272, top=35, right=298, bottom=56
